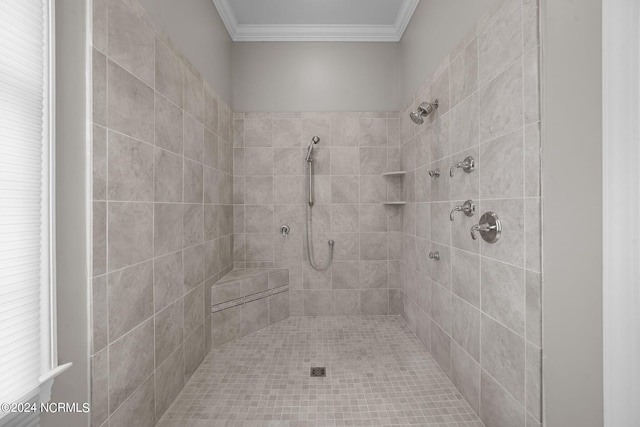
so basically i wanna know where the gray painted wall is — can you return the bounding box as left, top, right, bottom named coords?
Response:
left=541, top=0, right=604, bottom=425
left=231, top=42, right=399, bottom=112
left=399, top=0, right=499, bottom=105
left=136, top=0, right=499, bottom=112
left=41, top=0, right=90, bottom=426
left=137, top=0, right=233, bottom=104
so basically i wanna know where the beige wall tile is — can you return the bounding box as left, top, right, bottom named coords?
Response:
left=108, top=261, right=153, bottom=342
left=450, top=37, right=479, bottom=107
left=109, top=320, right=154, bottom=413
left=93, top=202, right=107, bottom=276
left=204, top=83, right=219, bottom=133
left=183, top=68, right=203, bottom=123
left=431, top=322, right=451, bottom=376
left=481, top=257, right=525, bottom=335
left=452, top=341, right=480, bottom=413
left=108, top=202, right=153, bottom=271
left=93, top=49, right=107, bottom=127
left=108, top=60, right=154, bottom=144
left=154, top=347, right=184, bottom=419
left=90, top=349, right=109, bottom=426
left=108, top=132, right=154, bottom=201
left=110, top=375, right=155, bottom=427
left=155, top=39, right=182, bottom=108
left=184, top=326, right=204, bottom=380
left=91, top=276, right=108, bottom=354
left=478, top=61, right=523, bottom=143
left=480, top=130, right=524, bottom=199
left=478, top=0, right=523, bottom=86
left=303, top=290, right=332, bottom=315
left=360, top=289, right=389, bottom=315
left=482, top=314, right=526, bottom=403
left=154, top=251, right=183, bottom=313
left=210, top=306, right=241, bottom=347
left=480, top=370, right=526, bottom=427
left=452, top=295, right=480, bottom=361
left=154, top=203, right=183, bottom=256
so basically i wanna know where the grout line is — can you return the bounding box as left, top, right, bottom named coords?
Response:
left=104, top=3, right=111, bottom=421
left=520, top=2, right=532, bottom=422
left=151, top=28, right=158, bottom=420
left=476, top=26, right=484, bottom=420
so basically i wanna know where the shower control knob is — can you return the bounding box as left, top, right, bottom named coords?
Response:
left=450, top=156, right=475, bottom=177
left=450, top=200, right=476, bottom=221
left=429, top=169, right=440, bottom=178
left=470, top=212, right=502, bottom=243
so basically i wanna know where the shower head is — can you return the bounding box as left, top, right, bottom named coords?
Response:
left=410, top=100, right=439, bottom=125
left=305, top=136, right=320, bottom=161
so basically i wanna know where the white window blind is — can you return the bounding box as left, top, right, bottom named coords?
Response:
left=0, top=0, right=60, bottom=420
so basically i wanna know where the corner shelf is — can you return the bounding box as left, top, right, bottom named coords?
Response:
left=383, top=202, right=407, bottom=205
left=382, top=171, right=406, bottom=177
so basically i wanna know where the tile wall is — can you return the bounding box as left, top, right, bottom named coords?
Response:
left=398, top=0, right=543, bottom=426
left=232, top=112, right=404, bottom=316
left=90, top=0, right=233, bottom=425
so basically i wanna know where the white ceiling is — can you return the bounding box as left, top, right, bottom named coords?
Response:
left=211, top=0, right=420, bottom=42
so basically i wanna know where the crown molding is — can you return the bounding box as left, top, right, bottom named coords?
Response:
left=394, top=0, right=420, bottom=40
left=212, top=0, right=239, bottom=40
left=233, top=25, right=401, bottom=42
left=212, top=0, right=420, bottom=42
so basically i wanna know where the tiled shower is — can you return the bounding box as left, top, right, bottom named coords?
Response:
left=90, top=0, right=234, bottom=424
left=89, top=0, right=542, bottom=426
left=399, top=0, right=542, bottom=424
left=232, top=112, right=404, bottom=316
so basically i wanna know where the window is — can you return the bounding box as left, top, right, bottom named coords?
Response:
left=0, top=0, right=68, bottom=423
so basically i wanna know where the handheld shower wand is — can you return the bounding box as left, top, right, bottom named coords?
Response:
left=305, top=135, right=320, bottom=162
left=304, top=136, right=334, bottom=271
left=306, top=136, right=320, bottom=206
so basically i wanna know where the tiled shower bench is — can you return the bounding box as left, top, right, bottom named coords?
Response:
left=210, top=268, right=289, bottom=347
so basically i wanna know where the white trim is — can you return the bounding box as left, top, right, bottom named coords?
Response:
left=211, top=0, right=419, bottom=42
left=39, top=363, right=72, bottom=403
left=393, top=0, right=420, bottom=41
left=602, top=0, right=640, bottom=426
left=42, top=0, right=57, bottom=378
left=233, top=24, right=402, bottom=42
left=212, top=0, right=239, bottom=40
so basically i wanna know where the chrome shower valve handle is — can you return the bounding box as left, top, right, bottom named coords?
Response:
left=450, top=200, right=476, bottom=221
left=470, top=223, right=494, bottom=239
left=450, top=156, right=475, bottom=177
left=470, top=212, right=502, bottom=243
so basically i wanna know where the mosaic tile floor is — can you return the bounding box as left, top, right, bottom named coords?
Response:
left=158, top=316, right=484, bottom=427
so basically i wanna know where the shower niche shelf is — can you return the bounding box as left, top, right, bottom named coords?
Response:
left=383, top=171, right=406, bottom=205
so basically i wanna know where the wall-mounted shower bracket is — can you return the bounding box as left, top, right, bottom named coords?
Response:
left=429, top=251, right=440, bottom=260
left=450, top=200, right=476, bottom=221
left=280, top=224, right=290, bottom=237
left=471, top=212, right=502, bottom=243
left=450, top=156, right=475, bottom=177
left=428, top=169, right=440, bottom=178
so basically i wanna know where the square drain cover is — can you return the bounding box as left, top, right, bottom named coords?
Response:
left=310, top=367, right=326, bottom=377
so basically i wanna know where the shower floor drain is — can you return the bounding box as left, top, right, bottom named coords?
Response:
left=310, top=367, right=326, bottom=377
